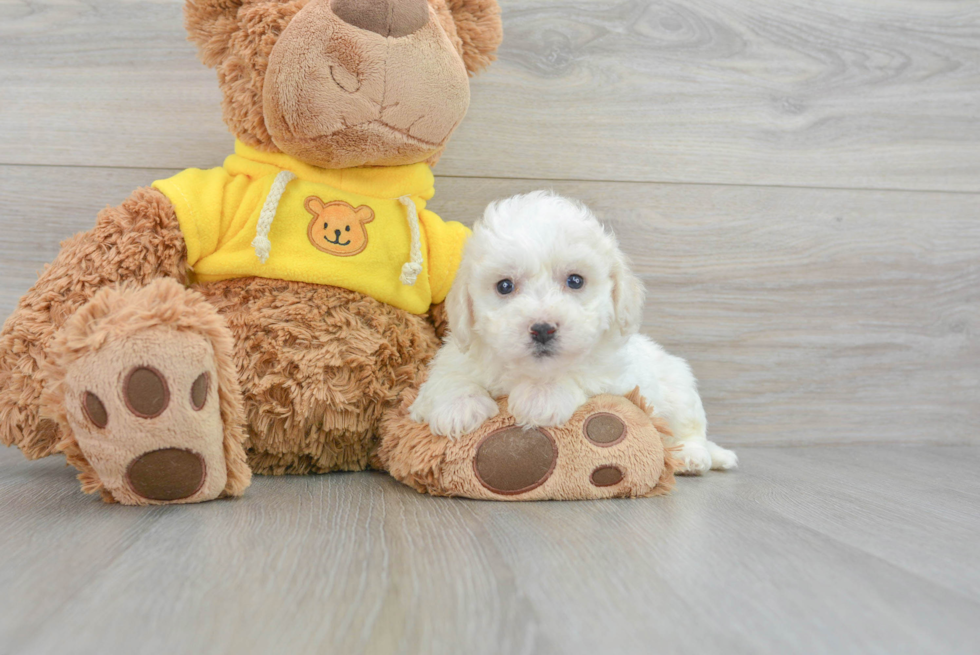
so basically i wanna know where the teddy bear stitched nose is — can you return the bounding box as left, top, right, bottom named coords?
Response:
left=330, top=0, right=430, bottom=38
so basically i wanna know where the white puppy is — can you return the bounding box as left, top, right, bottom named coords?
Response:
left=410, top=191, right=737, bottom=474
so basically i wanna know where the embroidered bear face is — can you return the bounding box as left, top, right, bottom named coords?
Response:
left=305, top=197, right=375, bottom=257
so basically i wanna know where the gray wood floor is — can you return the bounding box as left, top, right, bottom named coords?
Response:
left=1, top=445, right=979, bottom=655
left=1, top=0, right=978, bottom=653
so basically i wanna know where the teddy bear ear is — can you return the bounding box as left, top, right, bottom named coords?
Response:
left=438, top=0, right=503, bottom=75
left=304, top=196, right=326, bottom=215
left=184, top=0, right=245, bottom=67
left=354, top=206, right=376, bottom=223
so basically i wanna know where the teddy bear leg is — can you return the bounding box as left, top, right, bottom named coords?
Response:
left=0, top=187, right=187, bottom=459
left=43, top=278, right=250, bottom=505
left=380, top=388, right=678, bottom=501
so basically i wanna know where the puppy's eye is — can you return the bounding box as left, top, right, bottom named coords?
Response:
left=345, top=225, right=350, bottom=232
left=566, top=274, right=585, bottom=290
left=496, top=279, right=515, bottom=295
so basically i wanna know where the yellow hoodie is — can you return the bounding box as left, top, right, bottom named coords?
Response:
left=152, top=141, right=470, bottom=314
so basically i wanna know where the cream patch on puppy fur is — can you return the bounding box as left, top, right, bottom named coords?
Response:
left=410, top=191, right=736, bottom=474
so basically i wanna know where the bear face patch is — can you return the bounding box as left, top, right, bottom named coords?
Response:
left=305, top=197, right=374, bottom=256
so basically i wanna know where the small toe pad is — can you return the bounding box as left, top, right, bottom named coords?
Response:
left=83, top=391, right=109, bottom=428
left=584, top=413, right=626, bottom=446
left=124, top=366, right=169, bottom=418
left=590, top=465, right=624, bottom=487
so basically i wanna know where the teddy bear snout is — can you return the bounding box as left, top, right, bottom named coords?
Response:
left=330, top=0, right=430, bottom=38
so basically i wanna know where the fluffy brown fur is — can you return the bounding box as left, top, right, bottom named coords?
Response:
left=197, top=279, right=440, bottom=474
left=0, top=188, right=187, bottom=458
left=40, top=279, right=251, bottom=502
left=446, top=0, right=502, bottom=74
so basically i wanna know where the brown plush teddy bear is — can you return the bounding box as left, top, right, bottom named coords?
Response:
left=0, top=0, right=502, bottom=504
left=0, top=0, right=678, bottom=505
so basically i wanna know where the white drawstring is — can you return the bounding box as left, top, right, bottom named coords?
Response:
left=398, top=195, right=423, bottom=286
left=252, top=170, right=297, bottom=263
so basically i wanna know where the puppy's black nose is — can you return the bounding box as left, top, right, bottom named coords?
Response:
left=335, top=229, right=342, bottom=238
left=530, top=323, right=557, bottom=345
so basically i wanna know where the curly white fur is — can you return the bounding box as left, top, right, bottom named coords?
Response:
left=410, top=191, right=737, bottom=474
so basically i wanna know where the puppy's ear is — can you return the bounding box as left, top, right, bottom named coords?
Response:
left=446, top=255, right=476, bottom=352
left=611, top=248, right=645, bottom=336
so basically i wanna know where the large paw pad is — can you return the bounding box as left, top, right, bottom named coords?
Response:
left=473, top=427, right=557, bottom=495
left=127, top=448, right=206, bottom=501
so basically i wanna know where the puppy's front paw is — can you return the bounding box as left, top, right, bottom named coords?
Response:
left=509, top=403, right=575, bottom=429
left=425, top=394, right=499, bottom=440
left=707, top=441, right=738, bottom=470
left=673, top=440, right=713, bottom=476
left=507, top=382, right=584, bottom=428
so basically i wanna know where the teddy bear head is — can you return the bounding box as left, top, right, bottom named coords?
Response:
left=185, top=0, right=502, bottom=168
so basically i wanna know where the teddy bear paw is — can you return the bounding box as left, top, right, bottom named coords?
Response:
left=468, top=404, right=665, bottom=498
left=382, top=390, right=677, bottom=500
left=45, top=280, right=249, bottom=505
left=60, top=329, right=230, bottom=504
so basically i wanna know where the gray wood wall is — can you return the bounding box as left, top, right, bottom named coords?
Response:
left=1, top=0, right=977, bottom=447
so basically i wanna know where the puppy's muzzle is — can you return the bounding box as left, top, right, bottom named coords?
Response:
left=529, top=322, right=557, bottom=345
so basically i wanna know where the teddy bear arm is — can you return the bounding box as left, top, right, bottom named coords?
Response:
left=0, top=187, right=188, bottom=457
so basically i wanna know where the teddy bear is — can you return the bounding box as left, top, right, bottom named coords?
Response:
left=0, top=0, right=678, bottom=505
left=0, top=0, right=503, bottom=504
